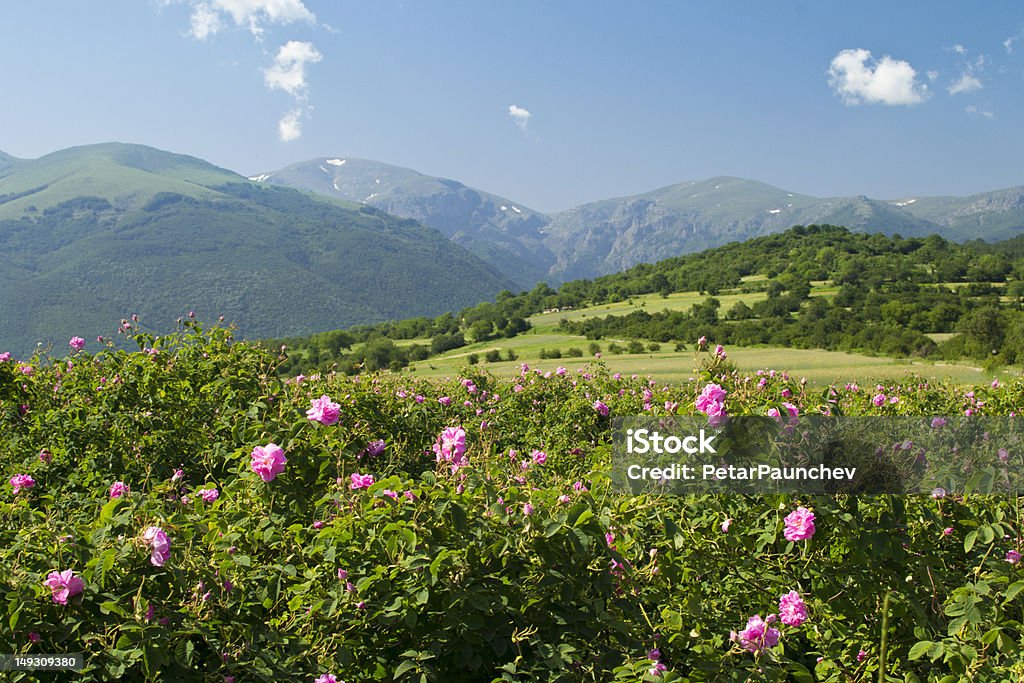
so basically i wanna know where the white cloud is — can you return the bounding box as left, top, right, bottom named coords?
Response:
left=953, top=43, right=967, bottom=55
left=948, top=73, right=982, bottom=95
left=966, top=105, right=996, bottom=120
left=827, top=48, right=929, bottom=106
left=926, top=70, right=939, bottom=81
left=278, top=109, right=303, bottom=141
left=160, top=1, right=323, bottom=143
left=189, top=3, right=222, bottom=39
left=508, top=104, right=532, bottom=131
left=264, top=40, right=322, bottom=97
left=263, top=41, right=321, bottom=141
left=1006, top=35, right=1018, bottom=54
left=948, top=55, right=986, bottom=96
left=185, top=0, right=316, bottom=40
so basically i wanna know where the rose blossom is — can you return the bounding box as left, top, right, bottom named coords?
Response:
left=433, top=426, right=468, bottom=470
left=43, top=569, right=84, bottom=604
left=143, top=526, right=170, bottom=567
left=250, top=443, right=287, bottom=482
left=778, top=590, right=808, bottom=626
left=109, top=481, right=130, bottom=498
left=9, top=474, right=35, bottom=495
left=734, top=614, right=780, bottom=653
left=306, top=395, right=341, bottom=425
left=783, top=507, right=816, bottom=542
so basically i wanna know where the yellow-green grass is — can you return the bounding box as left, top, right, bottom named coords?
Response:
left=406, top=333, right=1002, bottom=386
left=527, top=283, right=839, bottom=332
left=528, top=290, right=769, bottom=331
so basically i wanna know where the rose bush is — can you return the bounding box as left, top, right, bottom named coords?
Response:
left=1, top=322, right=1023, bottom=680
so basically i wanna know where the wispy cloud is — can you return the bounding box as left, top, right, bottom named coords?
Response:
left=185, top=0, right=316, bottom=40
left=508, top=104, right=532, bottom=132
left=278, top=108, right=304, bottom=141
left=264, top=40, right=322, bottom=97
left=966, top=105, right=996, bottom=120
left=1005, top=30, right=1022, bottom=54
left=948, top=54, right=986, bottom=96
left=264, top=41, right=322, bottom=141
left=160, top=0, right=323, bottom=142
left=948, top=73, right=982, bottom=95
left=827, top=48, right=929, bottom=106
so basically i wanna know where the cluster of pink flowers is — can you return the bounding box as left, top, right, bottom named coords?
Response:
left=767, top=402, right=799, bottom=422
left=732, top=614, right=780, bottom=653
left=778, top=590, right=808, bottom=626
left=250, top=443, right=287, bottom=482
left=433, top=426, right=468, bottom=471
left=197, top=487, right=219, bottom=503
left=43, top=569, right=85, bottom=605
left=783, top=507, right=816, bottom=542
left=9, top=474, right=35, bottom=495
left=69, top=336, right=86, bottom=351
left=647, top=649, right=667, bottom=677
left=695, top=383, right=727, bottom=427
left=109, top=481, right=130, bottom=498
left=349, top=473, right=375, bottom=490
left=306, top=395, right=341, bottom=425
left=142, top=526, right=170, bottom=567
left=593, top=399, right=610, bottom=417
left=731, top=590, right=808, bottom=655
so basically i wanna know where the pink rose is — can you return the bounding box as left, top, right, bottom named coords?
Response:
left=142, top=526, right=170, bottom=567
left=250, top=443, right=287, bottom=482
left=10, top=474, right=35, bottom=495
left=784, top=507, right=816, bottom=542
left=306, top=395, right=341, bottom=425
left=43, top=569, right=85, bottom=605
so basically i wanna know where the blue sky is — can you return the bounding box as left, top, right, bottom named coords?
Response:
left=1, top=1, right=1022, bottom=212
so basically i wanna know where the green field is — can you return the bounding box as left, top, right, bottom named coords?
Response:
left=526, top=280, right=841, bottom=332
left=406, top=333, right=1000, bottom=385
left=393, top=280, right=996, bottom=385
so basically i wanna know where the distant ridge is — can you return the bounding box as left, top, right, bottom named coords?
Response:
left=255, top=159, right=1024, bottom=282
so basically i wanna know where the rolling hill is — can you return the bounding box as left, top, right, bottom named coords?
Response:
left=0, top=143, right=514, bottom=356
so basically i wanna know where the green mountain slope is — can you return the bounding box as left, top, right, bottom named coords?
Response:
left=0, top=144, right=514, bottom=356
left=251, top=157, right=555, bottom=288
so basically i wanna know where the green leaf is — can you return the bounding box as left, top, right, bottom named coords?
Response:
left=908, top=641, right=933, bottom=660
left=1004, top=581, right=1024, bottom=602
left=99, top=497, right=123, bottom=523
left=964, top=530, right=978, bottom=553
left=394, top=660, right=418, bottom=678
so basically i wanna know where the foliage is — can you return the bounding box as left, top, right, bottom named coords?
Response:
left=3, top=322, right=1024, bottom=681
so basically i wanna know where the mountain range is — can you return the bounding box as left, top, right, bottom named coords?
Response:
left=2, top=141, right=1022, bottom=355
left=0, top=144, right=513, bottom=356
left=252, top=158, right=1024, bottom=284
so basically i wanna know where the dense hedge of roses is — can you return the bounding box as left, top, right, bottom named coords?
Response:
left=2, top=320, right=1024, bottom=681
